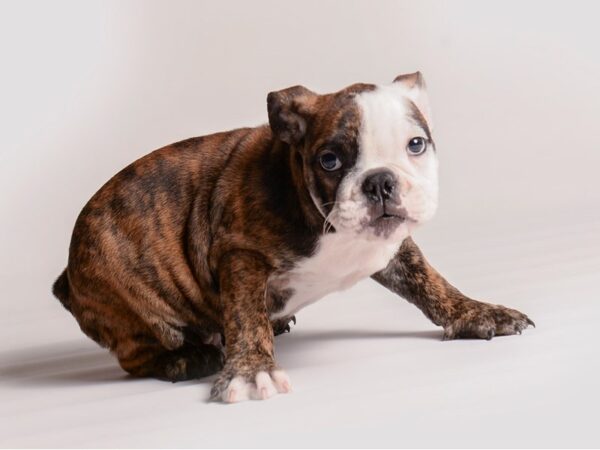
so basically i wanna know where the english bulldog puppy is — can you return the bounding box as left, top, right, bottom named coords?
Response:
left=53, top=73, right=533, bottom=403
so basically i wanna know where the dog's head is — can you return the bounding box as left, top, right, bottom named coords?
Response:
left=267, top=73, right=438, bottom=241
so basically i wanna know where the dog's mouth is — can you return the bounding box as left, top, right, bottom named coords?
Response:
left=371, top=206, right=409, bottom=223
left=379, top=212, right=404, bottom=220
left=365, top=206, right=413, bottom=237
left=371, top=213, right=405, bottom=228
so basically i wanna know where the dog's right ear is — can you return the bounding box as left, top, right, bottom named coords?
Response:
left=267, top=86, right=317, bottom=145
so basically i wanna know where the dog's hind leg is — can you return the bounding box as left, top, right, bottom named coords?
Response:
left=116, top=333, right=224, bottom=382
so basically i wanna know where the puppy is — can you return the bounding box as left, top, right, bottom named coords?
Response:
left=53, top=73, right=533, bottom=403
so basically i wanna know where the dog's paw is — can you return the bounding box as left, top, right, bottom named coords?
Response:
left=272, top=315, right=297, bottom=336
left=443, top=302, right=535, bottom=340
left=210, top=369, right=292, bottom=403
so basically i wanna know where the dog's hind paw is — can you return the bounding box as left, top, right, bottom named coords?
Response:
left=272, top=315, right=296, bottom=336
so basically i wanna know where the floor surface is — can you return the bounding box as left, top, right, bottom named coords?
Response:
left=1, top=212, right=599, bottom=448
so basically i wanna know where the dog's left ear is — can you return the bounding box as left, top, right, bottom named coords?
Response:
left=394, top=71, right=426, bottom=89
left=267, top=86, right=318, bottom=145
left=393, top=71, right=433, bottom=130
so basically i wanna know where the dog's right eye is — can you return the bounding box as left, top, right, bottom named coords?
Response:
left=319, top=151, right=342, bottom=171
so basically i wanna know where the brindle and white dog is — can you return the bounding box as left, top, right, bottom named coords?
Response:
left=53, top=73, right=533, bottom=403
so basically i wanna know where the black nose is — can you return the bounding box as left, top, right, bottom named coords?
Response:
left=361, top=170, right=397, bottom=203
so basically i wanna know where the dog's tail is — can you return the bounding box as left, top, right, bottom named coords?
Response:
left=52, top=268, right=72, bottom=312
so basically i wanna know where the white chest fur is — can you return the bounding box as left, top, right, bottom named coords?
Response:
left=270, top=233, right=403, bottom=319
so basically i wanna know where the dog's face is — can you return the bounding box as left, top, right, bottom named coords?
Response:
left=267, top=73, right=438, bottom=241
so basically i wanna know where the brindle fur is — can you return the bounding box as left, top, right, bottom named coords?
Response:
left=53, top=79, right=532, bottom=399
left=372, top=237, right=534, bottom=340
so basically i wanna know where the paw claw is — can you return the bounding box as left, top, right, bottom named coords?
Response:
left=227, top=389, right=237, bottom=403
left=272, top=315, right=297, bottom=336
left=271, top=369, right=293, bottom=394
left=527, top=317, right=536, bottom=328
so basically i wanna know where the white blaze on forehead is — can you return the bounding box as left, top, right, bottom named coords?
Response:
left=353, top=83, right=431, bottom=172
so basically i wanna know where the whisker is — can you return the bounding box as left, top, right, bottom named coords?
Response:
left=322, top=210, right=336, bottom=235
left=320, top=201, right=338, bottom=208
left=318, top=200, right=339, bottom=236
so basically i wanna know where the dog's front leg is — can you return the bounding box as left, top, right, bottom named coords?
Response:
left=210, top=250, right=291, bottom=403
left=372, top=237, right=534, bottom=340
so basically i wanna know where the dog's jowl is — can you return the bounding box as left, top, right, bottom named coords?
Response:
left=53, top=73, right=533, bottom=403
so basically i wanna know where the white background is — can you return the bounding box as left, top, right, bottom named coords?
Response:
left=1, top=0, right=599, bottom=447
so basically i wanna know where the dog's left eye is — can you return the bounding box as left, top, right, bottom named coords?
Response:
left=319, top=150, right=342, bottom=171
left=407, top=137, right=427, bottom=155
